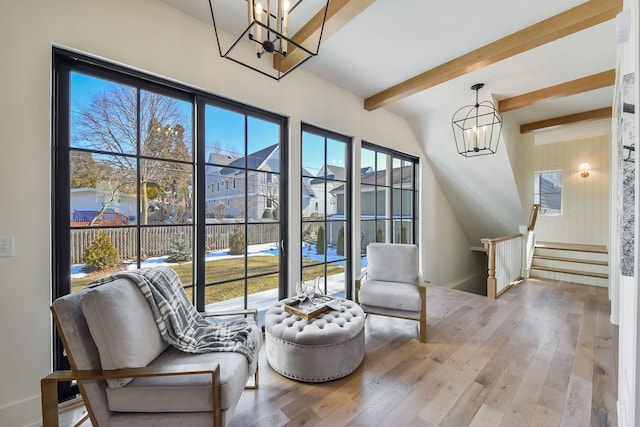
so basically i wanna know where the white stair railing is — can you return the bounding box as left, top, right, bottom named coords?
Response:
left=523, top=228, right=536, bottom=277
left=479, top=205, right=540, bottom=298
left=523, top=204, right=540, bottom=278
left=481, top=233, right=523, bottom=298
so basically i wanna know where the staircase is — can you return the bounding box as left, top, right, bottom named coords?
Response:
left=529, top=242, right=609, bottom=287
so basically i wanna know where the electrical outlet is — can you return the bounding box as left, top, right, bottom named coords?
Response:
left=0, top=236, right=15, bottom=257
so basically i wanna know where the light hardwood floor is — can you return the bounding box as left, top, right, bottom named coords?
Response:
left=59, top=278, right=617, bottom=427
left=230, top=278, right=618, bottom=427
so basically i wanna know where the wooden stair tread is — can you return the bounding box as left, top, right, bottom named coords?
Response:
left=530, top=265, right=608, bottom=279
left=535, top=241, right=607, bottom=254
left=532, top=255, right=608, bottom=266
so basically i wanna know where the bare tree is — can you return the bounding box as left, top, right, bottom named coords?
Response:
left=70, top=151, right=99, bottom=188
left=72, top=86, right=191, bottom=225
left=211, top=202, right=228, bottom=219
left=70, top=151, right=134, bottom=226
left=249, top=173, right=279, bottom=220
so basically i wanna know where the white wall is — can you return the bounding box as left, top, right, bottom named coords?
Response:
left=615, top=0, right=640, bottom=425
left=420, top=157, right=487, bottom=287
left=0, top=1, right=474, bottom=425
left=503, top=113, right=536, bottom=222
left=533, top=135, right=611, bottom=245
left=410, top=103, right=525, bottom=247
left=612, top=0, right=640, bottom=425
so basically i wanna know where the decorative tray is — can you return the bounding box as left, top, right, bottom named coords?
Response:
left=284, top=296, right=337, bottom=321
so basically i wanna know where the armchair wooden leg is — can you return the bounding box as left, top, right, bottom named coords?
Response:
left=41, top=376, right=60, bottom=427
left=42, top=370, right=78, bottom=427
left=419, top=317, right=427, bottom=343
left=419, top=285, right=427, bottom=343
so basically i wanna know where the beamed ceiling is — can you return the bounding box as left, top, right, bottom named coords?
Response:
left=160, top=0, right=622, bottom=137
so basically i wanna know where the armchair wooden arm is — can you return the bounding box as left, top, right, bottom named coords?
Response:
left=354, top=268, right=367, bottom=304
left=42, top=363, right=221, bottom=427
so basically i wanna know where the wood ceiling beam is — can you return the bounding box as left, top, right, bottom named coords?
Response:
left=498, top=69, right=616, bottom=112
left=520, top=107, right=612, bottom=133
left=274, top=0, right=375, bottom=74
left=364, top=0, right=622, bottom=111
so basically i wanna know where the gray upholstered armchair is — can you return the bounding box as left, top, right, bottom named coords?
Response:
left=355, top=243, right=426, bottom=343
left=42, top=273, right=260, bottom=427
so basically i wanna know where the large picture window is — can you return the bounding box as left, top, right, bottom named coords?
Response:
left=360, top=142, right=419, bottom=268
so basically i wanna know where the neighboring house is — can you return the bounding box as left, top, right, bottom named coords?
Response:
left=308, top=165, right=344, bottom=217
left=70, top=188, right=137, bottom=224
left=332, top=166, right=414, bottom=246
left=538, top=174, right=562, bottom=214
left=206, top=144, right=315, bottom=220
left=301, top=169, right=317, bottom=218
left=307, top=165, right=362, bottom=217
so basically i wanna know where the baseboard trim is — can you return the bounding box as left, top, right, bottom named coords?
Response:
left=0, top=394, right=41, bottom=427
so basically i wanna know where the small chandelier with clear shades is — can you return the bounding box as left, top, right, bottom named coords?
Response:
left=208, top=0, right=330, bottom=81
left=451, top=83, right=503, bottom=157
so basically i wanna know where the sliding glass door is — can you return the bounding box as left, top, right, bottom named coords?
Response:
left=201, top=101, right=286, bottom=316
left=62, top=69, right=196, bottom=296
left=53, top=49, right=288, bottom=399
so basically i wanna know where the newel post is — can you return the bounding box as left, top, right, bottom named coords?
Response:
left=481, top=239, right=497, bottom=299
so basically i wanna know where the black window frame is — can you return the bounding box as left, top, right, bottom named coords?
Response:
left=360, top=141, right=419, bottom=253
left=300, top=123, right=353, bottom=299
left=52, top=47, right=288, bottom=401
left=534, top=169, right=563, bottom=215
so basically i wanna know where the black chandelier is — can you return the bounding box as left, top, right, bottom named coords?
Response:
left=451, top=83, right=503, bottom=157
left=208, top=0, right=330, bottom=81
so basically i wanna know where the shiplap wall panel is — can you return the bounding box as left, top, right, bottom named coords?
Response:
left=534, top=135, right=610, bottom=245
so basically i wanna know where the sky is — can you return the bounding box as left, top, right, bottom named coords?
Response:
left=71, top=71, right=331, bottom=174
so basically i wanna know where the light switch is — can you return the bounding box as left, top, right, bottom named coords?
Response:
left=0, top=236, right=15, bottom=257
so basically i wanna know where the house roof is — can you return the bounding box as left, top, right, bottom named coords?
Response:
left=330, top=166, right=414, bottom=194
left=206, top=152, right=236, bottom=166
left=220, top=143, right=279, bottom=175
left=70, top=187, right=136, bottom=200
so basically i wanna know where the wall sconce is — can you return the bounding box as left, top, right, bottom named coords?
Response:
left=579, top=162, right=591, bottom=178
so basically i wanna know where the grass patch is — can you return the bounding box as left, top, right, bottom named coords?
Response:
left=71, top=257, right=344, bottom=306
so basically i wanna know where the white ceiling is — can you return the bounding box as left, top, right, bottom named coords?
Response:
left=156, top=0, right=620, bottom=243
left=160, top=0, right=618, bottom=139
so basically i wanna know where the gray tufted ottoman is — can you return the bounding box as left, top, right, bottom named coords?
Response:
left=265, top=299, right=365, bottom=382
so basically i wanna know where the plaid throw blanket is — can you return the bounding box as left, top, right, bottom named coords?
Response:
left=89, top=267, right=261, bottom=374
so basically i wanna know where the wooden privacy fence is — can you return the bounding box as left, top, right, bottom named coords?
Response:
left=70, top=223, right=280, bottom=264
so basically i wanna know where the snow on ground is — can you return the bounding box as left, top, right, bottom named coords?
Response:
left=72, top=241, right=364, bottom=278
